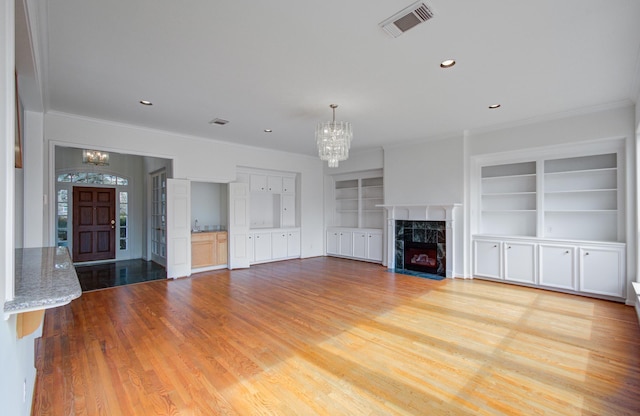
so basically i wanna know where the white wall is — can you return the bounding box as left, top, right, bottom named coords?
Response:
left=191, top=181, right=228, bottom=230
left=468, top=105, right=635, bottom=156
left=44, top=112, right=325, bottom=258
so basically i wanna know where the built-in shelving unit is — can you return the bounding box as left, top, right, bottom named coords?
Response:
left=543, top=153, right=617, bottom=242
left=472, top=142, right=626, bottom=301
left=481, top=161, right=537, bottom=237
left=328, top=170, right=384, bottom=263
left=333, top=175, right=384, bottom=229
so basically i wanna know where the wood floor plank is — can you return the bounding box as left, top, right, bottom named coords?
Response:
left=33, top=257, right=640, bottom=415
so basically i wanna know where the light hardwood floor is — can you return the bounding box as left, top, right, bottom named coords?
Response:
left=33, top=257, right=640, bottom=415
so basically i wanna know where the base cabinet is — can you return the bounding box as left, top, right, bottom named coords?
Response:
left=327, top=228, right=383, bottom=263
left=249, top=228, right=301, bottom=264
left=191, top=231, right=228, bottom=269
left=473, top=236, right=625, bottom=300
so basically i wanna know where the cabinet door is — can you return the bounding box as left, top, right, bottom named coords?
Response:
left=281, top=195, right=295, bottom=227
left=367, top=232, right=383, bottom=262
left=539, top=244, right=575, bottom=290
left=579, top=246, right=624, bottom=297
left=191, top=235, right=214, bottom=268
left=272, top=232, right=288, bottom=259
left=287, top=230, right=301, bottom=257
left=504, top=241, right=536, bottom=284
left=473, top=240, right=501, bottom=279
left=326, top=230, right=339, bottom=255
left=353, top=232, right=367, bottom=258
left=253, top=232, right=271, bottom=262
left=250, top=174, right=267, bottom=192
left=282, top=177, right=295, bottom=194
left=215, top=232, right=228, bottom=265
left=339, top=231, right=353, bottom=257
left=267, top=176, right=282, bottom=193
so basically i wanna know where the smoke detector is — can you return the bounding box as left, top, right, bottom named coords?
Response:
left=379, top=1, right=435, bottom=38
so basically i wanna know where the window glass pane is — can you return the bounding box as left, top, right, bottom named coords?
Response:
left=58, top=230, right=67, bottom=241
left=58, top=242, right=68, bottom=248
left=58, top=215, right=68, bottom=228
left=117, top=177, right=128, bottom=186
left=120, top=228, right=127, bottom=239
left=120, top=239, right=127, bottom=250
left=120, top=192, right=128, bottom=204
left=57, top=203, right=68, bottom=216
left=57, top=189, right=68, bottom=202
left=75, top=172, right=87, bottom=183
left=57, top=174, right=72, bottom=182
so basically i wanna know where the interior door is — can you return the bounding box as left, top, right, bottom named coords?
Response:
left=72, top=187, right=116, bottom=262
left=166, top=178, right=191, bottom=278
left=228, top=182, right=251, bottom=269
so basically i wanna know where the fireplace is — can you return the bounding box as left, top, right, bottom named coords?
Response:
left=395, top=220, right=446, bottom=276
left=381, top=204, right=460, bottom=278
left=404, top=242, right=438, bottom=274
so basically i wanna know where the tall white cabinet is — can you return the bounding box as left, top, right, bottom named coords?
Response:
left=326, top=170, right=384, bottom=263
left=237, top=168, right=301, bottom=265
left=472, top=140, right=626, bottom=301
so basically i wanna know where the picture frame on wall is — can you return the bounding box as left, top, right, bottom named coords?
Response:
left=14, top=72, right=23, bottom=169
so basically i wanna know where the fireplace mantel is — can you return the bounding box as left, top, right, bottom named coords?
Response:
left=379, top=204, right=461, bottom=222
left=379, top=204, right=461, bottom=277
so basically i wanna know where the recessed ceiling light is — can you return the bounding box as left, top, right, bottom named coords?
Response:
left=139, top=100, right=153, bottom=106
left=264, top=129, right=273, bottom=133
left=488, top=104, right=501, bottom=109
left=440, top=59, right=456, bottom=68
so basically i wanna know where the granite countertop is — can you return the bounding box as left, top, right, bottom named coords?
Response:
left=4, top=247, right=82, bottom=314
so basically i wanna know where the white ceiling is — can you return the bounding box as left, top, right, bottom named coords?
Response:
left=16, top=0, right=640, bottom=156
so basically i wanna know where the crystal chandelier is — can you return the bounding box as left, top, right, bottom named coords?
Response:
left=316, top=104, right=352, bottom=168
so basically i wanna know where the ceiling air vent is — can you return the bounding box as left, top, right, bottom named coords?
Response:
left=209, top=118, right=229, bottom=126
left=379, top=1, right=435, bottom=38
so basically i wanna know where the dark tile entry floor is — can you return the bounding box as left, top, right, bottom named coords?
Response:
left=75, top=259, right=166, bottom=292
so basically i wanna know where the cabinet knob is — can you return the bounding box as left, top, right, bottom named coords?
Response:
left=493, top=245, right=497, bottom=248
left=565, top=250, right=570, bottom=254
left=507, top=246, right=512, bottom=249
left=585, top=252, right=589, bottom=256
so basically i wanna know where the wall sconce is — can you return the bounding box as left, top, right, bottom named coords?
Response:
left=82, top=149, right=110, bottom=166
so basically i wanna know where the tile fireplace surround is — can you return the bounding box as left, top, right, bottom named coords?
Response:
left=380, top=204, right=461, bottom=278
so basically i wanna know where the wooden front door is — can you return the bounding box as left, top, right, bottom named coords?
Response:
left=73, top=187, right=116, bottom=262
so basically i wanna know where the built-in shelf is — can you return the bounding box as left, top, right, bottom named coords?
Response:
left=332, top=172, right=384, bottom=230
left=478, top=151, right=620, bottom=242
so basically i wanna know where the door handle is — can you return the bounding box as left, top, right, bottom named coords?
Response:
left=111, top=219, right=115, bottom=229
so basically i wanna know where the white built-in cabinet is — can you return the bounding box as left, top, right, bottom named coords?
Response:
left=248, top=228, right=301, bottom=264
left=473, top=237, right=625, bottom=299
left=238, top=169, right=300, bottom=265
left=472, top=142, right=626, bottom=300
left=326, top=228, right=383, bottom=262
left=326, top=170, right=384, bottom=264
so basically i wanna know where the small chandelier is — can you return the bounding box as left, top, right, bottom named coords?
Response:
left=82, top=149, right=110, bottom=166
left=316, top=104, right=352, bottom=168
